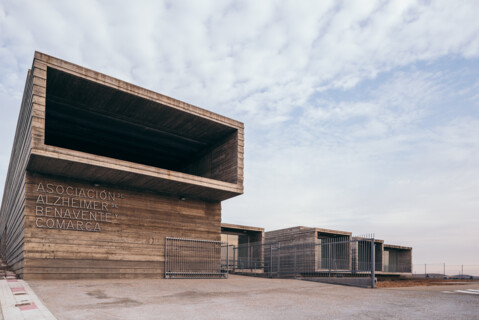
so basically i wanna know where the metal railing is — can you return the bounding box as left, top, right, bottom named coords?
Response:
left=413, top=263, right=479, bottom=278
left=165, top=237, right=227, bottom=279
left=222, top=235, right=377, bottom=288
left=383, top=263, right=413, bottom=273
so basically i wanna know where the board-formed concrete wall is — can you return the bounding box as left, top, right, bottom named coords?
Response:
left=0, top=69, right=34, bottom=276
left=24, top=173, right=222, bottom=279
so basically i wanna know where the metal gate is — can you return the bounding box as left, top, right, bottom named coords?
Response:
left=225, top=235, right=377, bottom=287
left=164, top=237, right=227, bottom=279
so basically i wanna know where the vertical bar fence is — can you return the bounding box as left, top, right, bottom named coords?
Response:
left=412, top=263, right=479, bottom=279
left=221, top=234, right=378, bottom=288
left=165, top=237, right=227, bottom=279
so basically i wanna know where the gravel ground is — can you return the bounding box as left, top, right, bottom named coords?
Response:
left=29, top=275, right=479, bottom=320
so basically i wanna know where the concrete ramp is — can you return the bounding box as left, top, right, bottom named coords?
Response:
left=302, top=276, right=376, bottom=288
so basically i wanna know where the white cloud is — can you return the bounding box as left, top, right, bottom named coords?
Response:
left=1, top=0, right=479, bottom=265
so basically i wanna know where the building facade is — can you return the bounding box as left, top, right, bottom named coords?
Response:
left=0, top=52, right=244, bottom=279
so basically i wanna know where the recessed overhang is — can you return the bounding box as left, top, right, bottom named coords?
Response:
left=27, top=52, right=244, bottom=201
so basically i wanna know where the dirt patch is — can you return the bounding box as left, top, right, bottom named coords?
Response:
left=96, top=297, right=141, bottom=307
left=86, top=290, right=110, bottom=299
left=377, top=279, right=476, bottom=288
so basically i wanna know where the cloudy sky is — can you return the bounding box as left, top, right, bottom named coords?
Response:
left=1, top=0, right=478, bottom=268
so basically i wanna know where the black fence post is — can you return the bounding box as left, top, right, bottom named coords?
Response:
left=371, top=239, right=375, bottom=288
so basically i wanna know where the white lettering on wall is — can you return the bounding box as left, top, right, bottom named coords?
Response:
left=34, top=182, right=123, bottom=233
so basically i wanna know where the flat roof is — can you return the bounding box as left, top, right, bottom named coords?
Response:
left=314, top=227, right=352, bottom=237
left=384, top=244, right=412, bottom=250
left=266, top=226, right=352, bottom=236
left=221, top=223, right=264, bottom=232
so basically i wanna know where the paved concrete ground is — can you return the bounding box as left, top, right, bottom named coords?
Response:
left=29, top=275, right=479, bottom=320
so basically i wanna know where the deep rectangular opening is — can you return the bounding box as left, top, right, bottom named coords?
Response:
left=317, top=231, right=348, bottom=239
left=383, top=248, right=411, bottom=272
left=44, top=67, right=238, bottom=183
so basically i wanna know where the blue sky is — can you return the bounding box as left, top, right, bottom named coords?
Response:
left=1, top=0, right=478, bottom=267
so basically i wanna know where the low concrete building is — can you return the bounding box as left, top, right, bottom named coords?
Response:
left=221, top=223, right=264, bottom=270
left=264, top=226, right=412, bottom=275
left=265, top=226, right=353, bottom=273
left=383, top=244, right=413, bottom=273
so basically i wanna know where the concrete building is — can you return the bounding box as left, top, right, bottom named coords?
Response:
left=221, top=223, right=264, bottom=271
left=263, top=226, right=412, bottom=275
left=265, top=226, right=353, bottom=272
left=0, top=52, right=244, bottom=279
